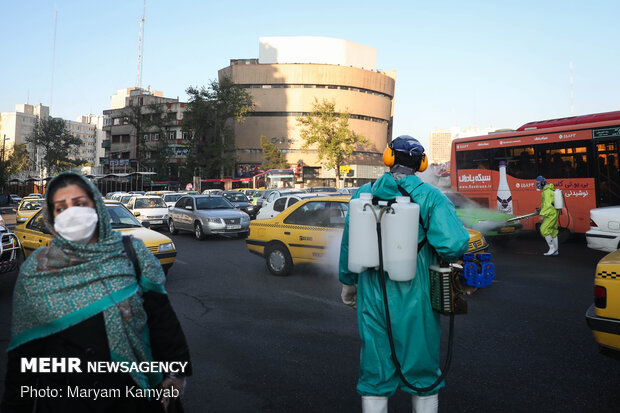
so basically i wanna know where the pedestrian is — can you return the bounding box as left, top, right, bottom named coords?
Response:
left=339, top=136, right=470, bottom=413
left=536, top=175, right=559, bottom=256
left=2, top=172, right=191, bottom=412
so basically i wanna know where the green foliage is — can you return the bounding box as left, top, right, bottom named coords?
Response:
left=182, top=77, right=254, bottom=181
left=260, top=136, right=289, bottom=170
left=297, top=99, right=370, bottom=186
left=26, top=117, right=84, bottom=175
left=0, top=143, right=29, bottom=193
left=121, top=103, right=170, bottom=176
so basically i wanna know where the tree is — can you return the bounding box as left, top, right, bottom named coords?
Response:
left=26, top=117, right=84, bottom=175
left=260, top=136, right=289, bottom=170
left=121, top=103, right=170, bottom=176
left=297, top=99, right=371, bottom=188
left=182, top=77, right=254, bottom=182
left=0, top=143, right=29, bottom=193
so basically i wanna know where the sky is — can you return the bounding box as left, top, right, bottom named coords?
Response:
left=1, top=0, right=619, bottom=150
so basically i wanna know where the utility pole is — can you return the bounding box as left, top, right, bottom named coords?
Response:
left=137, top=0, right=146, bottom=89
left=1, top=134, right=6, bottom=163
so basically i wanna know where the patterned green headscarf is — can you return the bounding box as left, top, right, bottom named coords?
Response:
left=9, top=172, right=165, bottom=389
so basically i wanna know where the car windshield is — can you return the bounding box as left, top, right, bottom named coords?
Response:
left=107, top=205, right=142, bottom=228
left=20, top=200, right=44, bottom=211
left=134, top=198, right=167, bottom=208
left=196, top=197, right=234, bottom=210
left=164, top=194, right=182, bottom=202
left=224, top=193, right=249, bottom=202
left=120, top=195, right=133, bottom=203
left=444, top=192, right=480, bottom=208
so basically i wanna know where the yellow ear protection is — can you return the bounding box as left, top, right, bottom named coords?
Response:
left=383, top=142, right=396, bottom=167
left=418, top=153, right=428, bottom=172
left=383, top=141, right=428, bottom=172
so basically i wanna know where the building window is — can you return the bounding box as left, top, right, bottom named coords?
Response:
left=182, top=131, right=190, bottom=140
left=113, top=118, right=121, bottom=126
left=122, top=135, right=130, bottom=143
left=143, top=134, right=149, bottom=141
left=112, top=135, right=121, bottom=143
left=168, top=131, right=176, bottom=140
left=122, top=117, right=129, bottom=125
left=152, top=133, right=159, bottom=141
left=122, top=152, right=130, bottom=159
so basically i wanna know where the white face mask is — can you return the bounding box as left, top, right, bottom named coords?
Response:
left=53, top=207, right=99, bottom=242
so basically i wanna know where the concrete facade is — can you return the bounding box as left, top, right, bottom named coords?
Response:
left=0, top=104, right=104, bottom=176
left=102, top=88, right=187, bottom=176
left=218, top=37, right=395, bottom=184
left=429, top=128, right=454, bottom=164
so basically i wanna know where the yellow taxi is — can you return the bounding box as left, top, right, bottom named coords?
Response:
left=586, top=249, right=620, bottom=356
left=246, top=196, right=491, bottom=276
left=14, top=200, right=177, bottom=274
left=16, top=197, right=45, bottom=224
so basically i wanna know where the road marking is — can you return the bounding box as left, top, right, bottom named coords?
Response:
left=175, top=259, right=188, bottom=265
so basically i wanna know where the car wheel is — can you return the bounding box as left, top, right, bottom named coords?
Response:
left=265, top=243, right=293, bottom=276
left=194, top=222, right=206, bottom=240
left=168, top=219, right=178, bottom=235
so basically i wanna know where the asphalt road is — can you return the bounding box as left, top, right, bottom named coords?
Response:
left=0, top=214, right=619, bottom=412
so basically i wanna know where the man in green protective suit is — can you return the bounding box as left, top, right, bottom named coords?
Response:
left=339, top=136, right=470, bottom=413
left=536, top=176, right=559, bottom=256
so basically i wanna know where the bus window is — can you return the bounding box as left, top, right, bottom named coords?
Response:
left=455, top=150, right=490, bottom=170
left=537, top=141, right=593, bottom=179
left=491, top=146, right=536, bottom=179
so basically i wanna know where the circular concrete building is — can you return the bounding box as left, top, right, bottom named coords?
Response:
left=218, top=36, right=395, bottom=187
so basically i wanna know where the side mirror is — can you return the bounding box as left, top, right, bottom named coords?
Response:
left=133, top=211, right=141, bottom=217
left=142, top=221, right=151, bottom=229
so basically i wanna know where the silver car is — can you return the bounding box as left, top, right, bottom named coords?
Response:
left=167, top=195, right=250, bottom=240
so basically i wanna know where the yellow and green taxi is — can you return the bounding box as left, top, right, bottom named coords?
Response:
left=246, top=196, right=491, bottom=276
left=586, top=249, right=620, bottom=356
left=16, top=196, right=45, bottom=224
left=14, top=200, right=177, bottom=274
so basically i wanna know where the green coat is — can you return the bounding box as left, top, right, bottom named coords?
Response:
left=540, top=184, right=559, bottom=238
left=339, top=173, right=469, bottom=396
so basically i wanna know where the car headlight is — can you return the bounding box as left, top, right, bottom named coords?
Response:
left=241, top=214, right=250, bottom=222
left=205, top=218, right=223, bottom=224
left=0, top=216, right=4, bottom=226
left=480, top=235, right=487, bottom=246
left=158, top=242, right=175, bottom=252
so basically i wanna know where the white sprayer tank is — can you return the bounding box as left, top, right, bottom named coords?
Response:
left=553, top=189, right=564, bottom=209
left=348, top=193, right=380, bottom=273
left=381, top=196, right=420, bottom=281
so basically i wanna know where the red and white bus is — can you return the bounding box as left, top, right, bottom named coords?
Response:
left=451, top=111, right=620, bottom=235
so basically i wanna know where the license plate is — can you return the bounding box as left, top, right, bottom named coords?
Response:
left=501, top=226, right=515, bottom=233
left=150, top=220, right=163, bottom=225
left=228, top=225, right=241, bottom=229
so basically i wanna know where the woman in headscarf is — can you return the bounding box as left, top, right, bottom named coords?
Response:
left=2, top=172, right=191, bottom=412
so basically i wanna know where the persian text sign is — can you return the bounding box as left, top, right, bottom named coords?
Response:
left=455, top=129, right=591, bottom=151
left=457, top=170, right=493, bottom=190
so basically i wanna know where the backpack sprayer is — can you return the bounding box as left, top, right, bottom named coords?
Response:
left=348, top=188, right=494, bottom=392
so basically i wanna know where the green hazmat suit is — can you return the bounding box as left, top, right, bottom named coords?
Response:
left=539, top=184, right=559, bottom=238
left=339, top=172, right=469, bottom=397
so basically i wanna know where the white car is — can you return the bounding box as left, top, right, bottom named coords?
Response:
left=126, top=196, right=169, bottom=229
left=256, top=192, right=341, bottom=220
left=586, top=206, right=620, bottom=252
left=162, top=193, right=184, bottom=209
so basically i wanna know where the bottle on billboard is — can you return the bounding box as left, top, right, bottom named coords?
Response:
left=497, top=160, right=513, bottom=214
